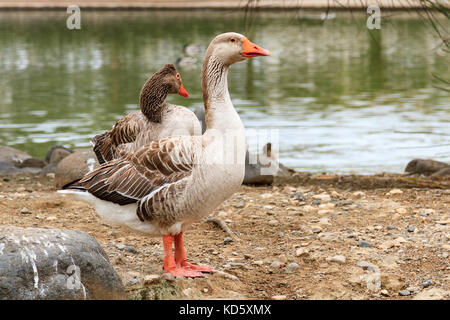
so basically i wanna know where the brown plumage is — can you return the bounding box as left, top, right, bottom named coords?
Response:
left=92, top=64, right=199, bottom=164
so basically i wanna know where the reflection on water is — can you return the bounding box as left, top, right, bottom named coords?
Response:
left=0, top=11, right=448, bottom=173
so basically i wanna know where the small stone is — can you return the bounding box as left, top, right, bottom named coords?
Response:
left=352, top=191, right=366, bottom=199
left=224, top=237, right=233, bottom=244
left=380, top=289, right=389, bottom=296
left=46, top=216, right=57, bottom=221
left=161, top=272, right=175, bottom=281
left=387, top=189, right=403, bottom=195
left=311, top=200, right=321, bottom=205
left=271, top=295, right=287, bottom=300
left=386, top=225, right=396, bottom=230
left=20, top=207, right=31, bottom=215
left=114, top=243, right=126, bottom=250
left=436, top=220, right=450, bottom=225
left=260, top=193, right=273, bottom=199
left=143, top=275, right=160, bottom=285
left=270, top=261, right=284, bottom=269
left=252, top=260, right=263, bottom=266
left=295, top=248, right=309, bottom=257
left=312, top=228, right=322, bottom=234
left=292, top=192, right=306, bottom=201
left=46, top=173, right=55, bottom=179
left=268, top=220, right=279, bottom=226
left=398, top=290, right=411, bottom=296
left=125, top=246, right=138, bottom=254
left=421, top=279, right=433, bottom=288
left=396, top=208, right=407, bottom=214
left=407, top=225, right=415, bottom=233
left=327, top=255, right=346, bottom=264
left=356, top=261, right=372, bottom=269
left=285, top=262, right=299, bottom=274
left=234, top=201, right=245, bottom=208
left=16, top=187, right=26, bottom=192
left=358, top=240, right=371, bottom=248
left=312, top=193, right=331, bottom=202
left=319, top=203, right=335, bottom=210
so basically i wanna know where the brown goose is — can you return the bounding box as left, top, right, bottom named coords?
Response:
left=92, top=64, right=200, bottom=164
left=59, top=33, right=269, bottom=278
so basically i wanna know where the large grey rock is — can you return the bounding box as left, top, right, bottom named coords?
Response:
left=0, top=226, right=126, bottom=300
left=55, top=149, right=99, bottom=188
left=405, top=159, right=449, bottom=175
left=0, top=146, right=31, bottom=164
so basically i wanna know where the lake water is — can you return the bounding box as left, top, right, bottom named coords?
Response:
left=0, top=10, right=448, bottom=173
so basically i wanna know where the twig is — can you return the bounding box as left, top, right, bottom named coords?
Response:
left=206, top=217, right=241, bottom=241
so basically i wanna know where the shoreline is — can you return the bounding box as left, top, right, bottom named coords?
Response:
left=0, top=0, right=432, bottom=10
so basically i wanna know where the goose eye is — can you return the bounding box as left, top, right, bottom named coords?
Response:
left=230, top=38, right=236, bottom=43
left=176, top=73, right=180, bottom=79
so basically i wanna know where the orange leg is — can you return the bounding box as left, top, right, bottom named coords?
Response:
left=174, top=232, right=215, bottom=273
left=162, top=235, right=204, bottom=278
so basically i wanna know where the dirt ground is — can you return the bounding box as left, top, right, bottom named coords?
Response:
left=0, top=173, right=448, bottom=300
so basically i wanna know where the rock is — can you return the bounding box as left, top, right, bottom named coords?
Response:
left=234, top=200, right=245, bottom=208
left=395, top=207, right=407, bottom=214
left=327, top=255, right=346, bottom=264
left=387, top=189, right=403, bottom=196
left=271, top=295, right=287, bottom=300
left=356, top=261, right=376, bottom=270
left=285, top=262, right=299, bottom=274
left=358, top=240, right=372, bottom=248
left=0, top=161, right=23, bottom=175
left=421, top=279, right=433, bottom=288
left=268, top=220, right=279, bottom=226
left=399, top=290, right=411, bottom=296
left=45, top=145, right=73, bottom=164
left=14, top=158, right=46, bottom=169
left=352, top=191, right=366, bottom=199
left=20, top=207, right=32, bottom=215
left=270, top=261, right=284, bottom=269
left=407, top=225, right=415, bottom=233
left=143, top=275, right=160, bottom=285
left=380, top=289, right=389, bottom=296
left=431, top=167, right=450, bottom=177
left=125, top=246, right=138, bottom=254
left=223, top=237, right=233, bottom=244
left=114, top=243, right=126, bottom=250
left=405, top=159, right=448, bottom=175
left=295, top=248, right=309, bottom=257
left=413, top=288, right=448, bottom=300
left=293, top=192, right=306, bottom=201
left=382, top=275, right=404, bottom=292
left=312, top=193, right=331, bottom=202
left=0, top=146, right=31, bottom=165
left=55, top=149, right=100, bottom=188
left=0, top=225, right=125, bottom=299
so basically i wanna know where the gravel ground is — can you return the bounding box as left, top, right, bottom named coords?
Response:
left=0, top=173, right=448, bottom=300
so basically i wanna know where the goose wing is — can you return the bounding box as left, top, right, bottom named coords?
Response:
left=79, top=136, right=200, bottom=222
left=92, top=112, right=145, bottom=164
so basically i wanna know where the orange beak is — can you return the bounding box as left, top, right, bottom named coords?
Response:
left=242, top=37, right=270, bottom=57
left=178, top=83, right=189, bottom=98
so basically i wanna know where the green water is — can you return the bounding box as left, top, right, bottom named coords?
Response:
left=0, top=10, right=448, bottom=173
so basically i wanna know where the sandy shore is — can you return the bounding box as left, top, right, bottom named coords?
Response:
left=1, top=172, right=448, bottom=300
left=0, top=0, right=429, bottom=9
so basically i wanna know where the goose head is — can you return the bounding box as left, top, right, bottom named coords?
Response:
left=206, top=32, right=270, bottom=66
left=145, top=64, right=189, bottom=98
